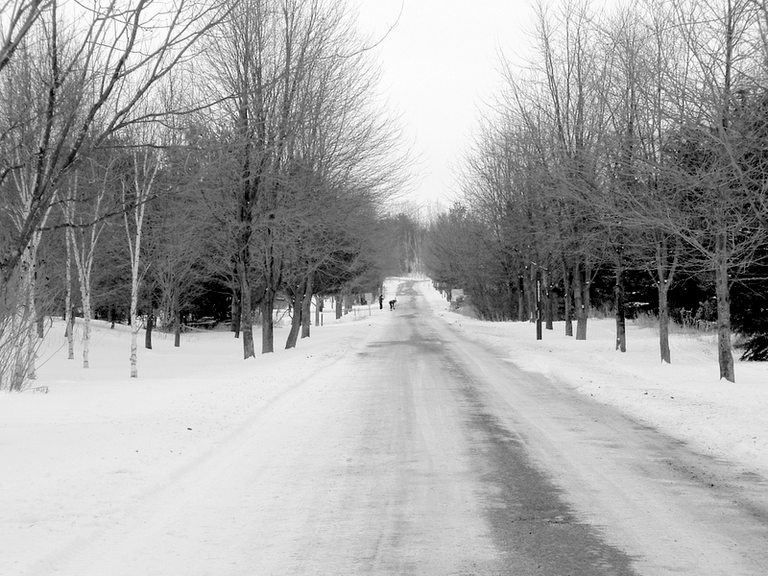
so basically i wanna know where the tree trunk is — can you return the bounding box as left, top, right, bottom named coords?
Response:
left=527, top=266, right=536, bottom=322
left=658, top=280, right=671, bottom=364
left=301, top=276, right=312, bottom=339
left=562, top=259, right=573, bottom=337
left=25, top=249, right=39, bottom=381
left=335, top=294, right=342, bottom=319
left=231, top=284, right=241, bottom=338
left=535, top=270, right=542, bottom=340
left=77, top=264, right=92, bottom=369
left=574, top=261, right=588, bottom=340
left=16, top=230, right=49, bottom=385
left=517, top=275, right=526, bottom=322
left=66, top=200, right=99, bottom=369
left=66, top=305, right=75, bottom=361
left=124, top=148, right=158, bottom=378
left=237, top=259, right=255, bottom=358
left=261, top=295, right=275, bottom=354
left=615, top=261, right=626, bottom=352
left=174, top=308, right=181, bottom=348
left=172, top=290, right=181, bottom=348
left=35, top=258, right=48, bottom=338
left=64, top=233, right=75, bottom=360
left=315, top=295, right=322, bottom=326
left=240, top=287, right=254, bottom=357
left=581, top=260, right=592, bottom=340
left=129, top=300, right=139, bottom=379
left=82, top=304, right=92, bottom=369
left=145, top=311, right=154, bottom=349
left=37, top=312, right=45, bottom=339
left=543, top=267, right=554, bottom=330
left=128, top=239, right=142, bottom=378
left=9, top=246, right=39, bottom=390
left=262, top=240, right=280, bottom=354
left=285, top=280, right=306, bottom=350
left=285, top=300, right=302, bottom=349
left=655, top=234, right=677, bottom=364
left=715, top=234, right=734, bottom=381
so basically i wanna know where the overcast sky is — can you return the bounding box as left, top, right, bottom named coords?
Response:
left=355, top=0, right=536, bottom=209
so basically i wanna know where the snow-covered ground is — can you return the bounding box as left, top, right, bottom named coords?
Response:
left=1, top=277, right=766, bottom=575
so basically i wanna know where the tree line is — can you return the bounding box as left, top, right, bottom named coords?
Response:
left=425, top=0, right=768, bottom=383
left=0, top=0, right=415, bottom=391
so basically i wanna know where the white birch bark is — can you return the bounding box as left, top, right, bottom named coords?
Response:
left=64, top=227, right=75, bottom=361
left=4, top=171, right=53, bottom=389
left=71, top=236, right=93, bottom=369
left=124, top=149, right=160, bottom=379
left=13, top=242, right=38, bottom=387
left=64, top=170, right=108, bottom=369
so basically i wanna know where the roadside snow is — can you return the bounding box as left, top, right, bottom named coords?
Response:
left=415, top=279, right=768, bottom=480
left=1, top=276, right=766, bottom=575
left=1, top=307, right=384, bottom=576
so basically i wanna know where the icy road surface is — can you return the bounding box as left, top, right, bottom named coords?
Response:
left=14, top=279, right=768, bottom=575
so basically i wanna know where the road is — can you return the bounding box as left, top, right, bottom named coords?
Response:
left=51, top=279, right=768, bottom=575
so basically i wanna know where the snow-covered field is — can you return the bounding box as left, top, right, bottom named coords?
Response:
left=1, top=277, right=766, bottom=575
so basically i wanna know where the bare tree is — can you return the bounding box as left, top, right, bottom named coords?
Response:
left=529, top=0, right=611, bottom=340
left=122, top=145, right=160, bottom=378
left=0, top=1, right=48, bottom=75
left=476, top=0, right=610, bottom=339
left=62, top=157, right=116, bottom=368
left=202, top=0, right=405, bottom=358
left=592, top=0, right=689, bottom=363
left=659, top=0, right=767, bottom=381
left=149, top=191, right=206, bottom=348
left=0, top=0, right=229, bottom=390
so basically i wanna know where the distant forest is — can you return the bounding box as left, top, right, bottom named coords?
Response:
left=0, top=0, right=418, bottom=390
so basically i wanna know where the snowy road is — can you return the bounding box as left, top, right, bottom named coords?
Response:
left=24, top=279, right=768, bottom=575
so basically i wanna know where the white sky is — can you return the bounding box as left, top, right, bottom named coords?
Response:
left=355, top=0, right=537, bottom=209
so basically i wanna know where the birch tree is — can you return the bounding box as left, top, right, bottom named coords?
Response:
left=122, top=146, right=160, bottom=378
left=62, top=158, right=115, bottom=368
left=0, top=0, right=229, bottom=390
